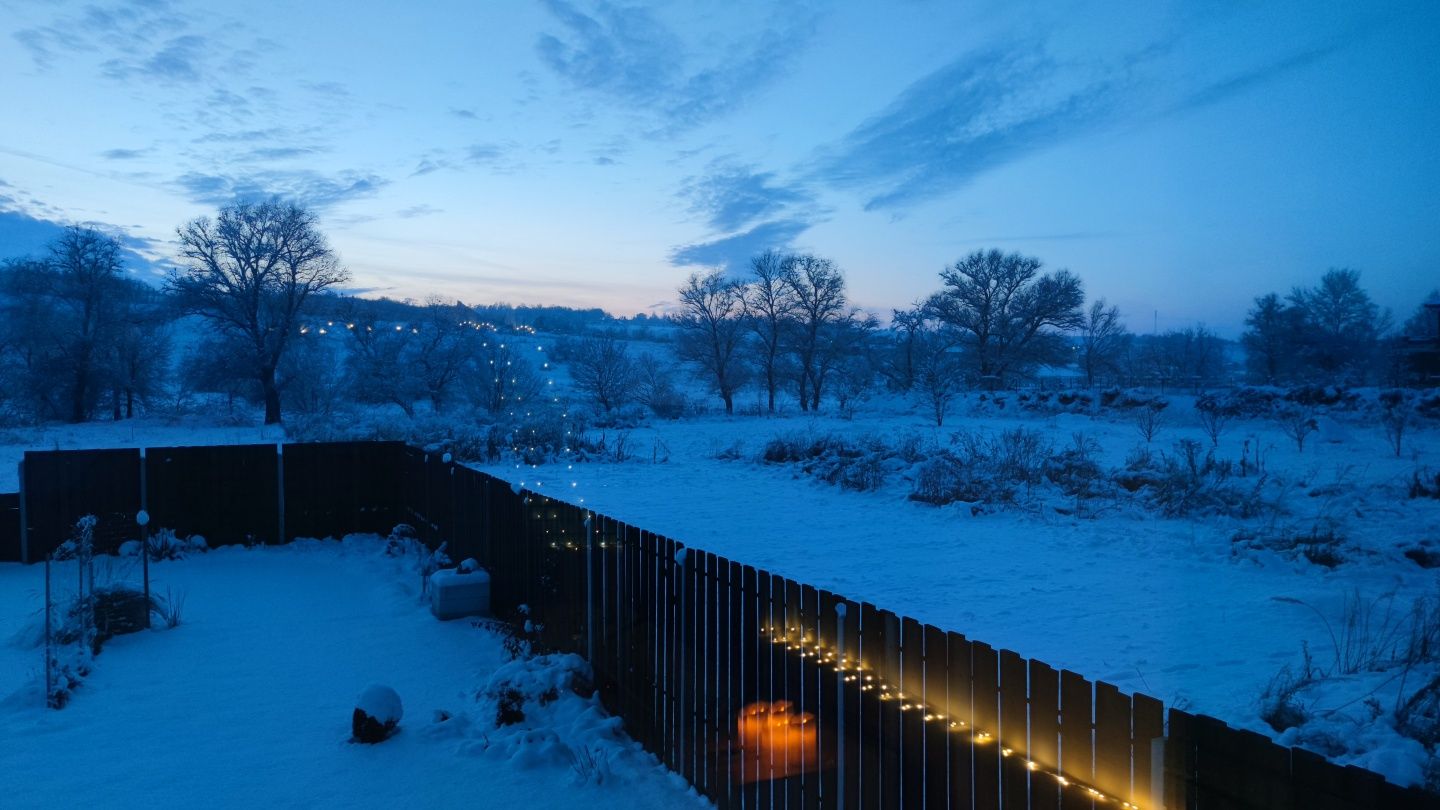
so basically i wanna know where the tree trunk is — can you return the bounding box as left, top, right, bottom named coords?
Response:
left=71, top=361, right=90, bottom=423
left=261, top=366, right=282, bottom=424
left=112, top=389, right=121, bottom=421
left=126, top=389, right=134, bottom=419
left=723, top=392, right=734, bottom=415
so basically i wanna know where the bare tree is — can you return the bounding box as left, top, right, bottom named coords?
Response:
left=882, top=305, right=926, bottom=392
left=570, top=335, right=636, bottom=413
left=1380, top=395, right=1412, bottom=458
left=782, top=254, right=848, bottom=411
left=170, top=200, right=347, bottom=424
left=471, top=332, right=543, bottom=416
left=742, top=250, right=798, bottom=413
left=341, top=301, right=420, bottom=415
left=1275, top=405, right=1319, bottom=453
left=1195, top=396, right=1231, bottom=448
left=926, top=249, right=1084, bottom=383
left=49, top=227, right=125, bottom=422
left=912, top=324, right=965, bottom=426
left=1080, top=299, right=1129, bottom=388
left=409, top=299, right=479, bottom=412
left=1135, top=403, right=1164, bottom=443
left=104, top=280, right=172, bottom=419
left=674, top=270, right=748, bottom=414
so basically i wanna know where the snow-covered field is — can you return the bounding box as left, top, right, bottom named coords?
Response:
left=0, top=538, right=703, bottom=809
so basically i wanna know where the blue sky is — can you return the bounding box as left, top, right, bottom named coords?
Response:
left=0, top=0, right=1435, bottom=335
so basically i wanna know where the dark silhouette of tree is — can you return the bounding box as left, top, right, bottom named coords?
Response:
left=782, top=254, right=848, bottom=411
left=570, top=335, right=635, bottom=413
left=742, top=250, right=797, bottom=413
left=170, top=200, right=347, bottom=424
left=1286, top=268, right=1387, bottom=382
left=1079, top=299, right=1129, bottom=388
left=674, top=270, right=749, bottom=414
left=1241, top=293, right=1295, bottom=384
left=926, top=249, right=1084, bottom=383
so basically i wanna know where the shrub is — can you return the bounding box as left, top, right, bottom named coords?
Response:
left=1274, top=405, right=1319, bottom=452
left=1410, top=468, right=1440, bottom=500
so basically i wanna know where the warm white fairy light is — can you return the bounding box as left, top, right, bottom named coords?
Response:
left=758, top=623, right=1142, bottom=810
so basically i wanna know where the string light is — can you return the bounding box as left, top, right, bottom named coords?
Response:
left=758, top=623, right=1143, bottom=809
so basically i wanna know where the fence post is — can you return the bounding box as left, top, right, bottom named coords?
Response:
left=835, top=602, right=847, bottom=810
left=585, top=512, right=595, bottom=664
left=18, top=458, right=26, bottom=564
left=275, top=443, right=285, bottom=545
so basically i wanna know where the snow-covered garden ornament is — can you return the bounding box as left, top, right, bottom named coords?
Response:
left=352, top=684, right=403, bottom=743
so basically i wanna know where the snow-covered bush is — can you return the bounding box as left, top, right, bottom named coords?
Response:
left=909, top=428, right=1051, bottom=508
left=138, top=528, right=208, bottom=561
left=353, top=684, right=403, bottom=743
left=1099, top=387, right=1169, bottom=411
left=1118, top=439, right=1269, bottom=519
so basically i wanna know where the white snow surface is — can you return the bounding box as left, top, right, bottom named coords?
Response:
left=0, top=537, right=704, bottom=809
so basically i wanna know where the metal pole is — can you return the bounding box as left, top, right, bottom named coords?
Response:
left=585, top=513, right=594, bottom=663
left=835, top=602, right=847, bottom=810
left=44, top=555, right=51, bottom=708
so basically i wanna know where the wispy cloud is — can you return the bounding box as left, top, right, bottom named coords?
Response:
left=173, top=169, right=388, bottom=210
left=101, top=147, right=152, bottom=160
left=681, top=163, right=813, bottom=232
left=811, top=46, right=1128, bottom=212
left=536, top=0, right=820, bottom=133
left=397, top=204, right=443, bottom=219
left=669, top=218, right=812, bottom=272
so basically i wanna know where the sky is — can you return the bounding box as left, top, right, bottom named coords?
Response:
left=0, top=0, right=1436, bottom=336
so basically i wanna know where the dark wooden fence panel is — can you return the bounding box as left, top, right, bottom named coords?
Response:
left=23, top=448, right=141, bottom=559
left=0, top=492, right=21, bottom=563
left=146, top=444, right=278, bottom=546
left=282, top=441, right=403, bottom=540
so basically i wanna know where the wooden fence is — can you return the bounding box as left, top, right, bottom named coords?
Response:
left=2, top=442, right=1432, bottom=809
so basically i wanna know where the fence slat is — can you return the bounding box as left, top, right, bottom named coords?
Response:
left=999, top=650, right=1029, bottom=810
left=900, top=617, right=926, bottom=808
left=971, top=642, right=1001, bottom=809
left=860, top=603, right=883, bottom=810
left=922, top=625, right=949, bottom=809
left=1029, top=660, right=1062, bottom=810
left=1059, top=670, right=1095, bottom=810
left=879, top=610, right=903, bottom=810
left=1093, top=681, right=1131, bottom=804
left=1131, top=693, right=1163, bottom=810
left=946, top=632, right=974, bottom=810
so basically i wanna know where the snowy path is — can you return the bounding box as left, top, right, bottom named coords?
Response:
left=0, top=541, right=702, bottom=809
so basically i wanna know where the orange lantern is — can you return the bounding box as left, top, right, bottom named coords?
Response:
left=734, top=701, right=818, bottom=782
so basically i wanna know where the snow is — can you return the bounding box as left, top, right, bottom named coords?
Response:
left=0, top=538, right=705, bottom=809
left=357, top=684, right=403, bottom=725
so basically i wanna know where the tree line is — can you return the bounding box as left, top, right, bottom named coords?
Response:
left=1, top=199, right=1432, bottom=429
left=671, top=249, right=1434, bottom=424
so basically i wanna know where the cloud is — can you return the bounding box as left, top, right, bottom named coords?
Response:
left=173, top=170, right=389, bottom=210
left=1172, top=40, right=1349, bottom=114
left=102, top=33, right=209, bottom=82
left=811, top=46, right=1129, bottom=212
left=101, top=148, right=151, bottom=160
left=669, top=218, right=812, bottom=272
left=681, top=163, right=813, bottom=232
left=397, top=204, right=442, bottom=219
left=466, top=143, right=508, bottom=163
left=0, top=209, right=167, bottom=279
left=242, top=146, right=323, bottom=161
left=535, top=0, right=819, bottom=132
left=450, top=108, right=478, bottom=120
